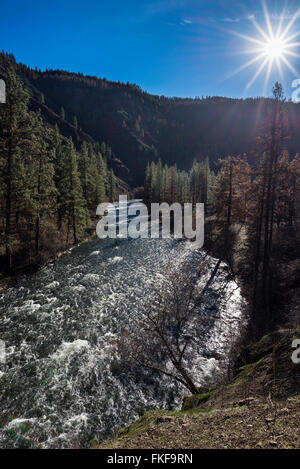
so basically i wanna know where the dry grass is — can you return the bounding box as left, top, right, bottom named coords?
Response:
left=95, top=396, right=300, bottom=449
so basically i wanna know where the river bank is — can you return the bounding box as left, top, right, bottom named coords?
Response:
left=95, top=294, right=300, bottom=450
left=95, top=328, right=300, bottom=449
left=0, top=234, right=97, bottom=295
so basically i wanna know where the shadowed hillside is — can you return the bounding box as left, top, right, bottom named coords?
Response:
left=3, top=52, right=300, bottom=185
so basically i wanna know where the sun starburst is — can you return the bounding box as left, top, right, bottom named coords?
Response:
left=225, top=1, right=300, bottom=93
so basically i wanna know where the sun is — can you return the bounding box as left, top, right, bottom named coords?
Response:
left=263, top=37, right=286, bottom=59
left=224, top=0, right=300, bottom=92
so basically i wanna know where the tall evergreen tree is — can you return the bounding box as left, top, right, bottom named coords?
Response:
left=248, top=82, right=287, bottom=323
left=0, top=65, right=31, bottom=273
left=94, top=173, right=106, bottom=206
left=27, top=112, right=57, bottom=256
left=79, top=141, right=89, bottom=202
left=52, top=124, right=65, bottom=229
left=60, top=139, right=88, bottom=244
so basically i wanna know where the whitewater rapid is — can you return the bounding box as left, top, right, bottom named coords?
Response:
left=0, top=214, right=246, bottom=448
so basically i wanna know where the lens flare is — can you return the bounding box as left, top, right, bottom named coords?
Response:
left=224, top=1, right=300, bottom=92
left=263, top=38, right=286, bottom=59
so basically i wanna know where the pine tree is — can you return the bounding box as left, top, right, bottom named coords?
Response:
left=200, top=156, right=211, bottom=206
left=60, top=107, right=65, bottom=120
left=60, top=139, right=88, bottom=244
left=162, top=165, right=169, bottom=203
left=79, top=141, right=89, bottom=201
left=262, top=83, right=286, bottom=318
left=52, top=124, right=65, bottom=229
left=155, top=159, right=163, bottom=202
left=94, top=172, right=106, bottom=206
left=168, top=165, right=178, bottom=204
left=211, top=155, right=251, bottom=266
left=149, top=162, right=157, bottom=202
left=248, top=82, right=287, bottom=322
left=27, top=112, right=57, bottom=256
left=0, top=65, right=31, bottom=273
left=213, top=156, right=251, bottom=227
left=143, top=158, right=214, bottom=207
left=190, top=161, right=200, bottom=207
left=286, top=153, right=300, bottom=226
left=97, top=151, right=107, bottom=177
left=89, top=152, right=101, bottom=207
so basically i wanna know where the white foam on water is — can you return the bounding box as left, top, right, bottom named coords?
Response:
left=109, top=256, right=123, bottom=264
left=51, top=340, right=90, bottom=362
left=89, top=251, right=100, bottom=257
left=7, top=418, right=36, bottom=429
left=45, top=281, right=60, bottom=290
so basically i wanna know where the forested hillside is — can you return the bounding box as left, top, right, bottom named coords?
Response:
left=0, top=60, right=129, bottom=276
left=142, top=83, right=300, bottom=336
left=2, top=52, right=300, bottom=185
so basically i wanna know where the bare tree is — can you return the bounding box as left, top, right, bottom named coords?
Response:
left=118, top=259, right=223, bottom=395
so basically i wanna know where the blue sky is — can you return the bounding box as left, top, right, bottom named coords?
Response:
left=1, top=0, right=300, bottom=98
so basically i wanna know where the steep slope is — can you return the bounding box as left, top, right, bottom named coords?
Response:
left=15, top=64, right=300, bottom=185
left=24, top=77, right=131, bottom=187
left=19, top=66, right=162, bottom=184
left=0, top=52, right=131, bottom=188
left=2, top=52, right=300, bottom=186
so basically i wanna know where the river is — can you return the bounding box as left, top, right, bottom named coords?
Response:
left=0, top=202, right=245, bottom=448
